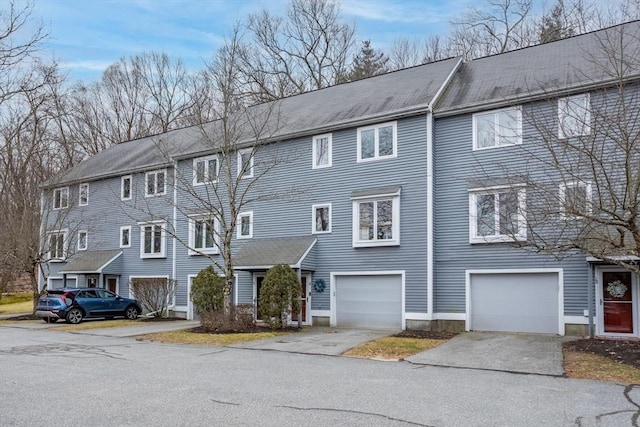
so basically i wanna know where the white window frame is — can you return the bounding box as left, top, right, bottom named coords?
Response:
left=79, top=183, right=89, bottom=206
left=312, top=203, right=332, bottom=234
left=48, top=229, right=67, bottom=261
left=121, top=175, right=132, bottom=200
left=53, top=187, right=69, bottom=210
left=188, top=215, right=220, bottom=255
left=351, top=190, right=400, bottom=248
left=559, top=181, right=592, bottom=218
left=558, top=93, right=591, bottom=139
left=145, top=169, right=166, bottom=197
left=237, top=211, right=253, bottom=239
left=237, top=149, right=254, bottom=179
left=312, top=133, right=332, bottom=169
left=139, top=221, right=166, bottom=259
left=356, top=121, right=397, bottom=162
left=468, top=185, right=527, bottom=244
left=193, top=155, right=219, bottom=186
left=77, top=230, right=88, bottom=251
left=472, top=107, right=522, bottom=150
left=120, top=226, right=131, bottom=248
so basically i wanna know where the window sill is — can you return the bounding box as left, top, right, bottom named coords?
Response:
left=472, top=142, right=522, bottom=151
left=469, top=235, right=526, bottom=244
left=140, top=254, right=166, bottom=259
left=188, top=250, right=220, bottom=256
left=356, top=155, right=396, bottom=163
left=353, top=240, right=399, bottom=248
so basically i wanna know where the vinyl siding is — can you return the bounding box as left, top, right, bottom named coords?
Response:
left=173, top=114, right=430, bottom=314
left=433, top=103, right=591, bottom=316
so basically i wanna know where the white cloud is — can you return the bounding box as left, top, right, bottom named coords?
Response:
left=341, top=0, right=449, bottom=24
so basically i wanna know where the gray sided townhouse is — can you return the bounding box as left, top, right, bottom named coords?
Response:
left=41, top=21, right=640, bottom=337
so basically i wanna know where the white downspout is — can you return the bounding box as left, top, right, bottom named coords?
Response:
left=172, top=160, right=178, bottom=309
left=425, top=57, right=463, bottom=322
left=426, top=112, right=434, bottom=320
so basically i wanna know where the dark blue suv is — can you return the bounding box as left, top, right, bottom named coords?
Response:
left=36, top=288, right=142, bottom=324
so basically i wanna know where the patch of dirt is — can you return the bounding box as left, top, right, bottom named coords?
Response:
left=137, top=317, right=186, bottom=322
left=393, top=330, right=460, bottom=340
left=563, top=339, right=640, bottom=369
left=189, top=324, right=305, bottom=334
left=4, top=314, right=38, bottom=321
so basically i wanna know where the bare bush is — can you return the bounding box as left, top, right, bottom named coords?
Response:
left=130, top=277, right=176, bottom=318
left=199, top=303, right=255, bottom=332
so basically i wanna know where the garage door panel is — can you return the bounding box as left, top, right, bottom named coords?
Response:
left=470, top=273, right=559, bottom=334
left=336, top=275, right=402, bottom=330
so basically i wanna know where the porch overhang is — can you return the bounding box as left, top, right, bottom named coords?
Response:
left=59, top=250, right=123, bottom=274
left=233, top=236, right=317, bottom=271
left=586, top=255, right=640, bottom=265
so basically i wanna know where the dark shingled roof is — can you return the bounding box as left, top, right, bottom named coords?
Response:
left=233, top=236, right=317, bottom=270
left=436, top=20, right=640, bottom=115
left=59, top=250, right=122, bottom=274
left=47, top=57, right=462, bottom=187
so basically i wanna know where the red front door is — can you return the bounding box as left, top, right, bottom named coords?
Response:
left=107, top=277, right=117, bottom=293
left=291, top=277, right=307, bottom=323
left=602, top=271, right=634, bottom=334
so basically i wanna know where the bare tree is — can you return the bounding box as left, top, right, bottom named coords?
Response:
left=450, top=0, right=534, bottom=58
left=238, top=0, right=356, bottom=101
left=0, top=1, right=47, bottom=105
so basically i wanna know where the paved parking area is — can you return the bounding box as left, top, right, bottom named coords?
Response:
left=1, top=326, right=636, bottom=426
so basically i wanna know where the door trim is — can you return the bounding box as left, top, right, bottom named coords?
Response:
left=329, top=271, right=406, bottom=330
left=596, top=267, right=638, bottom=337
left=465, top=268, right=564, bottom=335
left=290, top=273, right=311, bottom=326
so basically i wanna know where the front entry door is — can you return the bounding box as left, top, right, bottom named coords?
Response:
left=106, top=277, right=118, bottom=294
left=599, top=269, right=637, bottom=335
left=291, top=277, right=309, bottom=324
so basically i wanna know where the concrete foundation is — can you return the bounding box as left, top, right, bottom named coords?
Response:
left=406, top=319, right=465, bottom=333
left=312, top=316, right=330, bottom=327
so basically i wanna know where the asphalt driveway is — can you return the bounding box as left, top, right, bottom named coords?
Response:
left=406, top=331, right=569, bottom=376
left=229, top=327, right=392, bottom=356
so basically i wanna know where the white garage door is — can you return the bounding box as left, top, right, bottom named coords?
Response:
left=335, top=275, right=402, bottom=329
left=469, top=272, right=560, bottom=334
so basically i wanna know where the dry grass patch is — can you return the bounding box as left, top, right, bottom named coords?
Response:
left=0, top=300, right=33, bottom=314
left=136, top=329, right=285, bottom=346
left=563, top=350, right=640, bottom=384
left=344, top=337, right=446, bottom=360
left=55, top=320, right=141, bottom=331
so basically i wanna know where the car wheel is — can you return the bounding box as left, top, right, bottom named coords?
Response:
left=65, top=308, right=83, bottom=324
left=125, top=305, right=140, bottom=320
left=43, top=318, right=58, bottom=323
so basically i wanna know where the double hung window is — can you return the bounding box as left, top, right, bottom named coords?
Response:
left=469, top=186, right=527, bottom=243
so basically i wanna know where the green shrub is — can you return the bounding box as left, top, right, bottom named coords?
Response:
left=190, top=266, right=225, bottom=316
left=258, top=264, right=301, bottom=329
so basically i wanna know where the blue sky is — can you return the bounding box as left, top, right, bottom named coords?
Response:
left=29, top=0, right=470, bottom=82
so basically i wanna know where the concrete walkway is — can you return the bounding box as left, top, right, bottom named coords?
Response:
left=406, top=331, right=569, bottom=376
left=229, top=327, right=393, bottom=356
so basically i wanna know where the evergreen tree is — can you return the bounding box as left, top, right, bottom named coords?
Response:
left=343, top=40, right=389, bottom=82
left=539, top=1, right=574, bottom=44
